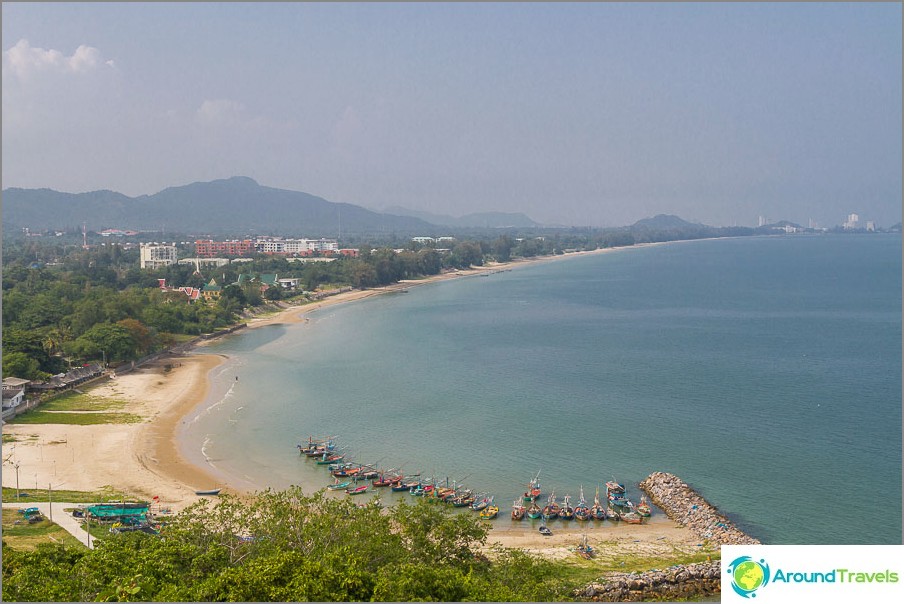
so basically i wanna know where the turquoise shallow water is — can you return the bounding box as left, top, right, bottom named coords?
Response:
left=182, top=234, right=902, bottom=544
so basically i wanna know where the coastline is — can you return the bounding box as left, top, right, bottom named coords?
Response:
left=2, top=240, right=718, bottom=551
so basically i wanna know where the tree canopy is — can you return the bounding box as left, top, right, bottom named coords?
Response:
left=2, top=489, right=568, bottom=602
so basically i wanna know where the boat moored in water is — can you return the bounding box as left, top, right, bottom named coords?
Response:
left=511, top=499, right=526, bottom=520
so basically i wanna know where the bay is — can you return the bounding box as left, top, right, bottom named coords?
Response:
left=182, top=234, right=902, bottom=545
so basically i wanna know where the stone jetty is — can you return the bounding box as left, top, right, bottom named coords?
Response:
left=576, top=561, right=721, bottom=602
left=639, top=471, right=760, bottom=545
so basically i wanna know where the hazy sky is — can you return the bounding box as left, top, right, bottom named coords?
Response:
left=2, top=2, right=901, bottom=228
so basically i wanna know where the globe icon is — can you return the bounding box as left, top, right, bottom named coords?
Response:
left=734, top=560, right=765, bottom=592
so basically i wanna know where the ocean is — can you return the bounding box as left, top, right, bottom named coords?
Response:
left=181, top=234, right=902, bottom=545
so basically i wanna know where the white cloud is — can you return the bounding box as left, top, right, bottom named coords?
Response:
left=2, top=39, right=114, bottom=79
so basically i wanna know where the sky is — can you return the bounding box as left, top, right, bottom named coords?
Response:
left=2, top=2, right=901, bottom=228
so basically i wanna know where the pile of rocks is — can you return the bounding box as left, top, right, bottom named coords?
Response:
left=639, top=471, right=760, bottom=545
left=576, top=561, right=721, bottom=602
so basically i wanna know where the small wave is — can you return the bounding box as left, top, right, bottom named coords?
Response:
left=200, top=436, right=219, bottom=469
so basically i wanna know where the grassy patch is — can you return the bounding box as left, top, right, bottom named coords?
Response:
left=2, top=433, right=18, bottom=443
left=1, top=508, right=86, bottom=550
left=551, top=547, right=718, bottom=588
left=38, top=391, right=128, bottom=412
left=7, top=411, right=142, bottom=425
left=3, top=486, right=133, bottom=504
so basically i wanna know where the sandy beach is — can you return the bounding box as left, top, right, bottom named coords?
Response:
left=2, top=245, right=706, bottom=553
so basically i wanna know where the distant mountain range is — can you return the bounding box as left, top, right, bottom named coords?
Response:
left=2, top=177, right=437, bottom=237
left=383, top=206, right=541, bottom=229
left=630, top=214, right=704, bottom=230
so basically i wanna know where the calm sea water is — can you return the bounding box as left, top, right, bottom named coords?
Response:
left=182, top=234, right=902, bottom=545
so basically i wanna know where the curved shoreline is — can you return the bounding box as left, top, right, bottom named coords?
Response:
left=2, top=238, right=727, bottom=548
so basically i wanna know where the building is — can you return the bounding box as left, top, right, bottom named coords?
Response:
left=843, top=213, right=860, bottom=230
left=201, top=278, right=222, bottom=301
left=177, top=257, right=230, bottom=268
left=866, top=221, right=876, bottom=232
left=139, top=243, right=178, bottom=269
left=195, top=239, right=254, bottom=257
left=195, top=237, right=339, bottom=257
left=2, top=378, right=30, bottom=412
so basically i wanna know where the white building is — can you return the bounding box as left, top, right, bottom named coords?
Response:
left=177, top=257, right=230, bottom=268
left=254, top=237, right=338, bottom=255
left=140, top=243, right=178, bottom=269
left=843, top=213, right=860, bottom=229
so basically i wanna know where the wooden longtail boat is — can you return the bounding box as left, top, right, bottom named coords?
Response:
left=195, top=489, right=221, bottom=496
left=328, top=480, right=351, bottom=491
left=346, top=485, right=368, bottom=495
left=636, top=496, right=652, bottom=517
left=527, top=502, right=543, bottom=518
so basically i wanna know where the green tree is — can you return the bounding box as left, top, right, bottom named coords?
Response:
left=69, top=322, right=138, bottom=363
left=2, top=351, right=41, bottom=380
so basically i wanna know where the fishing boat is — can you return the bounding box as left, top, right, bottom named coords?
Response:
left=574, top=486, right=592, bottom=521
left=471, top=494, right=493, bottom=512
left=297, top=436, right=336, bottom=456
left=636, top=496, right=652, bottom=517
left=315, top=453, right=344, bottom=465
left=392, top=477, right=419, bottom=492
left=522, top=470, right=542, bottom=502
left=346, top=484, right=368, bottom=496
left=195, top=488, right=221, bottom=496
left=480, top=503, right=499, bottom=519
left=527, top=501, right=543, bottom=519
left=590, top=486, right=607, bottom=520
left=577, top=535, right=595, bottom=559
left=542, top=490, right=560, bottom=518
left=331, top=465, right=362, bottom=478
left=621, top=510, right=643, bottom=524
left=558, top=494, right=575, bottom=520
left=452, top=493, right=475, bottom=507
left=327, top=480, right=351, bottom=491
left=511, top=499, right=526, bottom=520
left=606, top=480, right=626, bottom=495
left=539, top=525, right=553, bottom=536
left=372, top=473, right=394, bottom=488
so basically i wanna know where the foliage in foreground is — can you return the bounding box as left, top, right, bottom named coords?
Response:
left=2, top=488, right=569, bottom=602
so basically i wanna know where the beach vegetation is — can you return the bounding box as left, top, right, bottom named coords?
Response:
left=7, top=411, right=143, bottom=425
left=37, top=391, right=128, bottom=412
left=1, top=509, right=85, bottom=551
left=2, top=486, right=133, bottom=504
left=1, top=488, right=575, bottom=602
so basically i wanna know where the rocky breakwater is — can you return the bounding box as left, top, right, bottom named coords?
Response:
left=576, top=561, right=721, bottom=602
left=639, top=471, right=760, bottom=545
